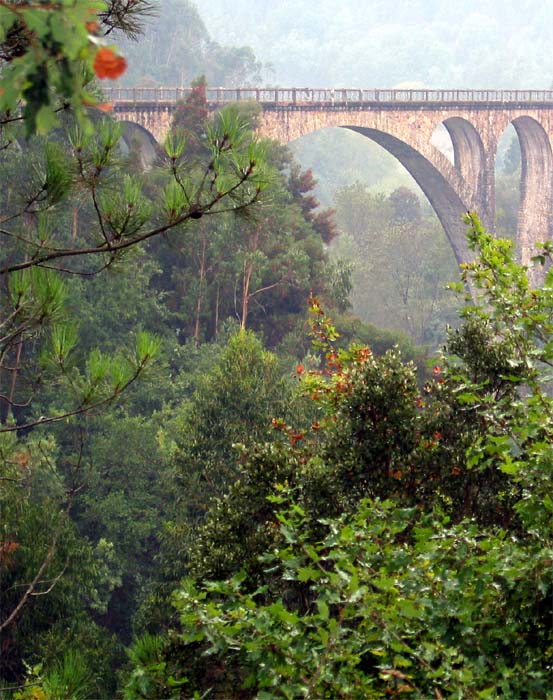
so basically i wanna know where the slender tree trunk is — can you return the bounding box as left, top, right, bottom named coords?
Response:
left=71, top=207, right=79, bottom=241
left=241, top=259, right=253, bottom=331
left=0, top=371, right=7, bottom=424
left=214, top=281, right=220, bottom=340
left=240, top=227, right=261, bottom=331
left=194, top=236, right=207, bottom=347
left=1, top=250, right=28, bottom=423
left=7, top=341, right=23, bottom=415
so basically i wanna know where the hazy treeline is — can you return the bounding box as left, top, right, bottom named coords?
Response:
left=200, top=0, right=553, bottom=88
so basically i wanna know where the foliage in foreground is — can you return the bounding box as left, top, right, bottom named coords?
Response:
left=0, top=0, right=152, bottom=134
left=125, top=216, right=553, bottom=699
left=174, top=497, right=551, bottom=700
left=0, top=99, right=268, bottom=692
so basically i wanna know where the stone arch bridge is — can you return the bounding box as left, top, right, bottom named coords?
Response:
left=104, top=86, right=553, bottom=274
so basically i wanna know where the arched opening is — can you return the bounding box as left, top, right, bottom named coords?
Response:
left=430, top=122, right=454, bottom=164
left=345, top=125, right=472, bottom=266
left=442, top=117, right=486, bottom=203
left=494, top=124, right=520, bottom=240
left=119, top=121, right=159, bottom=170
left=288, top=127, right=419, bottom=206
left=431, top=117, right=493, bottom=230
left=288, top=125, right=463, bottom=345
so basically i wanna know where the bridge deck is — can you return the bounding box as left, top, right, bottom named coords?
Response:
left=105, top=87, right=553, bottom=108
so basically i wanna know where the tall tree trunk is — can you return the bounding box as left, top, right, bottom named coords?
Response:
left=193, top=236, right=207, bottom=347
left=240, top=227, right=260, bottom=331
left=8, top=341, right=23, bottom=413
left=214, top=281, right=220, bottom=340
left=71, top=207, right=79, bottom=241
left=241, top=259, right=253, bottom=331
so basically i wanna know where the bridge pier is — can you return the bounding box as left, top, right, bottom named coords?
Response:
left=512, top=116, right=553, bottom=279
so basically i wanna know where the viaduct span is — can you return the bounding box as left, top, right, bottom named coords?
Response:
left=104, top=87, right=553, bottom=274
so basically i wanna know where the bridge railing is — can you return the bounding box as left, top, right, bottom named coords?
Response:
left=103, top=87, right=553, bottom=104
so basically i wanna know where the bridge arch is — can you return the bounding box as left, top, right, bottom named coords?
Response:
left=510, top=115, right=553, bottom=269
left=119, top=121, right=159, bottom=169
left=344, top=126, right=473, bottom=266
left=442, top=117, right=487, bottom=203
left=258, top=109, right=488, bottom=267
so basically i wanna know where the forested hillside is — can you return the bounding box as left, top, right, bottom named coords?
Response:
left=117, top=0, right=262, bottom=86
left=0, top=1, right=551, bottom=699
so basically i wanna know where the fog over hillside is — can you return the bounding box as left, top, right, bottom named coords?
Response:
left=199, top=0, right=553, bottom=87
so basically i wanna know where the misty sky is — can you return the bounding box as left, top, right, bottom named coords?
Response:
left=198, top=0, right=553, bottom=88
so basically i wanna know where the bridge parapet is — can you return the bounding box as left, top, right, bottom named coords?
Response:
left=104, top=86, right=553, bottom=108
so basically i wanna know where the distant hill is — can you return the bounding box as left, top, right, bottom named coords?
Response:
left=199, top=0, right=553, bottom=88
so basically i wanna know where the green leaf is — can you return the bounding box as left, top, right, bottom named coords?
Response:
left=499, top=457, right=520, bottom=475
left=316, top=600, right=329, bottom=620
left=35, top=105, right=60, bottom=135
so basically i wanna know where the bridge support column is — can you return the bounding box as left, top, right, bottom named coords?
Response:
left=513, top=116, right=553, bottom=282
left=443, top=116, right=495, bottom=231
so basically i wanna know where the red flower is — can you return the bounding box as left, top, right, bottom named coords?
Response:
left=355, top=347, right=371, bottom=363
left=93, top=47, right=127, bottom=80
left=0, top=541, right=19, bottom=568
left=433, top=366, right=441, bottom=376
left=296, top=364, right=305, bottom=375
left=289, top=431, right=305, bottom=445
